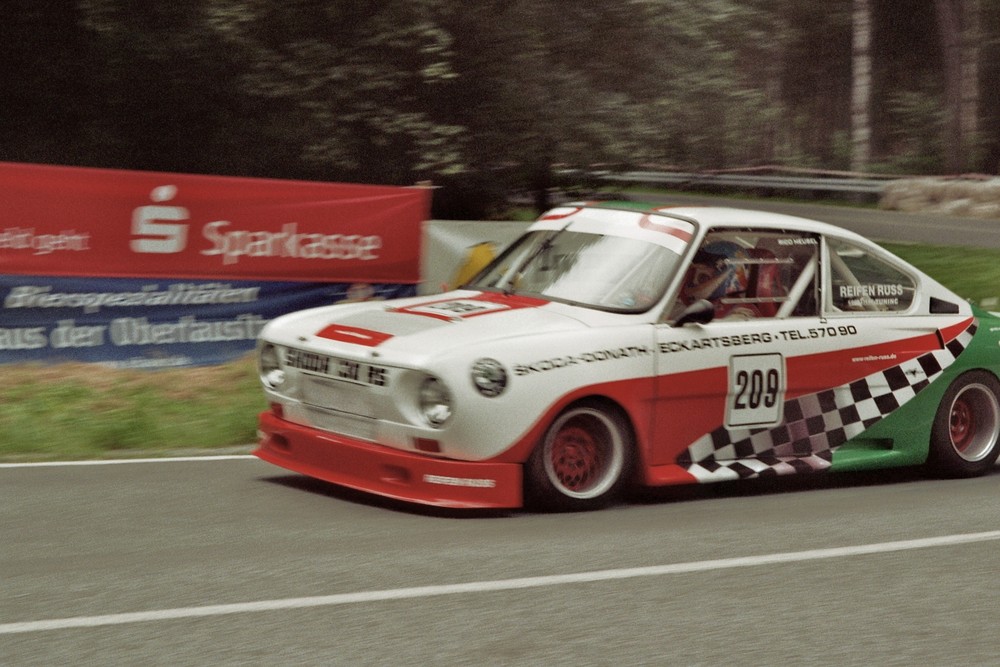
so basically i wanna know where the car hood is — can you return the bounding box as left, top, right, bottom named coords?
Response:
left=262, top=290, right=592, bottom=361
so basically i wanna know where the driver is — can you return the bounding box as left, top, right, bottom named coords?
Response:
left=680, top=241, right=759, bottom=319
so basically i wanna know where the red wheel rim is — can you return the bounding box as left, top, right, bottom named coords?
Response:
left=549, top=425, right=603, bottom=492
left=950, top=396, right=975, bottom=452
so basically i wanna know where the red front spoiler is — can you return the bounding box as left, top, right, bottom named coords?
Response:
left=254, top=411, right=524, bottom=509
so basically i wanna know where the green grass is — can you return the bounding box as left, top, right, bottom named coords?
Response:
left=0, top=356, right=264, bottom=462
left=2, top=242, right=999, bottom=463
left=881, top=242, right=1000, bottom=307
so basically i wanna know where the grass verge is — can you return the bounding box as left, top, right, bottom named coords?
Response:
left=880, top=243, right=1000, bottom=306
left=0, top=355, right=264, bottom=462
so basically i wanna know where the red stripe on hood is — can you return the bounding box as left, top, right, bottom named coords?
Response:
left=315, top=324, right=394, bottom=347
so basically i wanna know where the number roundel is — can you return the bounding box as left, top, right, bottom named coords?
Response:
left=727, top=354, right=785, bottom=428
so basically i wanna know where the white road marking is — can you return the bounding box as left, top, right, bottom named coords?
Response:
left=3, top=530, right=1000, bottom=635
left=0, top=455, right=256, bottom=468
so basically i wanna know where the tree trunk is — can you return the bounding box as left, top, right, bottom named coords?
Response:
left=851, top=0, right=872, bottom=172
left=936, top=0, right=981, bottom=173
left=960, top=0, right=980, bottom=166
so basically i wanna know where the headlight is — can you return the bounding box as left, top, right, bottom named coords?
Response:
left=419, top=376, right=452, bottom=427
left=259, top=343, right=286, bottom=390
left=471, top=358, right=507, bottom=397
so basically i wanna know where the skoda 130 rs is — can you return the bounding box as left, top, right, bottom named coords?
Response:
left=254, top=202, right=1000, bottom=511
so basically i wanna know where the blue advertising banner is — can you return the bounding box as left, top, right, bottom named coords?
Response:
left=0, top=275, right=415, bottom=367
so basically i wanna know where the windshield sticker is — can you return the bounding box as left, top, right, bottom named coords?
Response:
left=537, top=207, right=583, bottom=221
left=837, top=284, right=905, bottom=309
left=639, top=214, right=694, bottom=242
left=776, top=237, right=818, bottom=246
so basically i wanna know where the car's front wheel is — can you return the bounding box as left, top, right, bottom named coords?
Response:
left=526, top=400, right=633, bottom=511
left=928, top=371, right=1000, bottom=477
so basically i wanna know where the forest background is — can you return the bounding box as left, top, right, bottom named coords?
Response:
left=2, top=1, right=997, bottom=219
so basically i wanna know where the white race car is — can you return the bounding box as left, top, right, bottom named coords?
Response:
left=255, top=202, right=1000, bottom=510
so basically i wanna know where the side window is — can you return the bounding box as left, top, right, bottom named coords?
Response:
left=827, top=237, right=916, bottom=313
left=674, top=229, right=819, bottom=320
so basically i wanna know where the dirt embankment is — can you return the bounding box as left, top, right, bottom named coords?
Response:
left=880, top=178, right=1000, bottom=220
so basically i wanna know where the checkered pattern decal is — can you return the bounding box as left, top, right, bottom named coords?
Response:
left=678, top=321, right=978, bottom=482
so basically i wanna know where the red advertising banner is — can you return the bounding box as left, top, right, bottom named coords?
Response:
left=0, top=162, right=429, bottom=282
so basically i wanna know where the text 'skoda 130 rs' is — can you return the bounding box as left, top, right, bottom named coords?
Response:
left=254, top=202, right=1000, bottom=511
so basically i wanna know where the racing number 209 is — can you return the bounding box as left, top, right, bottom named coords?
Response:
left=734, top=367, right=780, bottom=411
left=727, top=353, right=785, bottom=428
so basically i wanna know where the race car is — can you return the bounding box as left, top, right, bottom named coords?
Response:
left=254, top=202, right=1000, bottom=511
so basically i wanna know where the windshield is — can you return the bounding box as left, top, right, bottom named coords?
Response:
left=467, top=230, right=682, bottom=312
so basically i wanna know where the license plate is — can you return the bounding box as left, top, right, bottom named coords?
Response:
left=284, top=348, right=387, bottom=387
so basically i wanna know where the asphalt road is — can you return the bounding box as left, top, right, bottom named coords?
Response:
left=3, top=457, right=1000, bottom=666
left=632, top=191, right=1000, bottom=248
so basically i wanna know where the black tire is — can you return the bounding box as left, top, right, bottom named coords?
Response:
left=927, top=371, right=1000, bottom=477
left=525, top=400, right=633, bottom=512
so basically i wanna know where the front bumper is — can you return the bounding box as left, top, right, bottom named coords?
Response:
left=255, top=410, right=524, bottom=509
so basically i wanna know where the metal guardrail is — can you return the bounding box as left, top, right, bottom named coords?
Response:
left=591, top=170, right=894, bottom=195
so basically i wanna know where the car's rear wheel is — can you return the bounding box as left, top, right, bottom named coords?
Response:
left=928, top=371, right=1000, bottom=477
left=526, top=400, right=633, bottom=511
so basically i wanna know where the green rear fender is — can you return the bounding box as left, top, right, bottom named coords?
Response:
left=831, top=310, right=1000, bottom=471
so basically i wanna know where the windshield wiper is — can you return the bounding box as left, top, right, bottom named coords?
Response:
left=501, top=228, right=566, bottom=296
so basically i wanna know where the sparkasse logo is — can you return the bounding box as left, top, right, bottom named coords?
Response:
left=129, top=186, right=383, bottom=264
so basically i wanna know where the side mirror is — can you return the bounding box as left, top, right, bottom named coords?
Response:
left=673, top=299, right=715, bottom=326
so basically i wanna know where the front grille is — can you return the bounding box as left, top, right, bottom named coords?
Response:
left=299, top=375, right=378, bottom=442
left=301, top=375, right=375, bottom=418
left=304, top=405, right=377, bottom=442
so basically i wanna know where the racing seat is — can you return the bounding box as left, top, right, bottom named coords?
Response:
left=744, top=248, right=787, bottom=317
